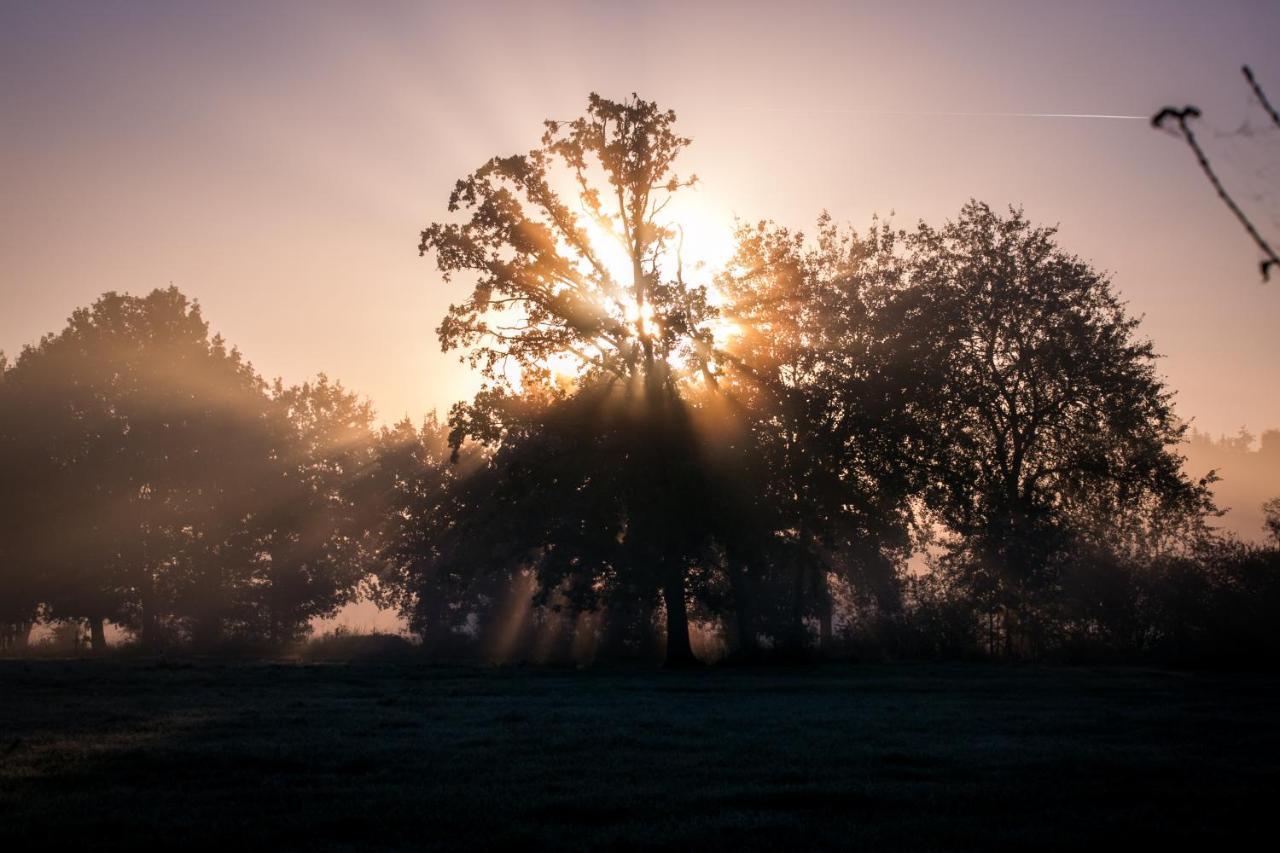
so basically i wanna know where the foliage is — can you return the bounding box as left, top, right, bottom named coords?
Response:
left=403, top=95, right=1243, bottom=666
left=4, top=94, right=1275, bottom=667
left=0, top=289, right=382, bottom=650
left=418, top=94, right=731, bottom=665
left=890, top=202, right=1213, bottom=653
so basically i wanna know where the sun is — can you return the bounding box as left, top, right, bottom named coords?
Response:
left=575, top=194, right=736, bottom=292
left=531, top=195, right=741, bottom=387
left=670, top=196, right=738, bottom=276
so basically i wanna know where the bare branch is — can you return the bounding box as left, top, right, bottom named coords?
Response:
left=1153, top=105, right=1280, bottom=281
left=1243, top=65, right=1280, bottom=131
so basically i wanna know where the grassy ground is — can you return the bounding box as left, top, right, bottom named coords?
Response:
left=1, top=661, right=1276, bottom=850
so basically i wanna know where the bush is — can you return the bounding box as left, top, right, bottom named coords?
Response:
left=298, top=630, right=420, bottom=662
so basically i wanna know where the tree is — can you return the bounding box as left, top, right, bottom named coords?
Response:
left=0, top=352, right=45, bottom=650
left=897, top=202, right=1211, bottom=654
left=0, top=288, right=380, bottom=650
left=418, top=94, right=731, bottom=665
left=712, top=215, right=917, bottom=657
left=250, top=376, right=381, bottom=644
left=373, top=415, right=475, bottom=654
left=0, top=288, right=278, bottom=647
left=1264, top=497, right=1280, bottom=545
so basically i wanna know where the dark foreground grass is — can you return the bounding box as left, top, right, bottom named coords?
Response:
left=1, top=661, right=1276, bottom=850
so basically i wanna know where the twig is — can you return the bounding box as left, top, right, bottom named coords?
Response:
left=1243, top=66, right=1280, bottom=131
left=1153, top=105, right=1280, bottom=281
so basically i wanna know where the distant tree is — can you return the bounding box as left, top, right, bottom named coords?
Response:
left=251, top=376, right=381, bottom=644
left=0, top=352, right=44, bottom=650
left=1182, top=428, right=1280, bottom=543
left=897, top=202, right=1213, bottom=654
left=0, top=288, right=379, bottom=651
left=418, top=94, right=729, bottom=665
left=0, top=288, right=279, bottom=648
left=1264, top=497, right=1280, bottom=545
left=713, top=215, right=917, bottom=657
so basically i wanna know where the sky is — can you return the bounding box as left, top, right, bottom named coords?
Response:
left=4, top=0, right=1279, bottom=442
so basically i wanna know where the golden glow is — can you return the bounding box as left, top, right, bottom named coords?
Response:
left=4, top=3, right=1275, bottom=454
left=709, top=312, right=741, bottom=350
left=670, top=195, right=738, bottom=275
left=7, top=3, right=1275, bottom=643
left=621, top=296, right=656, bottom=329
left=543, top=349, right=585, bottom=387
left=579, top=216, right=634, bottom=289
left=575, top=195, right=736, bottom=292
left=525, top=194, right=741, bottom=386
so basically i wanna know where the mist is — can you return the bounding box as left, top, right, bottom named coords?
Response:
left=3, top=4, right=1280, bottom=850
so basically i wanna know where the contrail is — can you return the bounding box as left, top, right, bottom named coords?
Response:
left=923, top=111, right=1146, bottom=120
left=738, top=108, right=1146, bottom=120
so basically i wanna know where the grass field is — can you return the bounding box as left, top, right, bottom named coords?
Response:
left=1, top=661, right=1276, bottom=850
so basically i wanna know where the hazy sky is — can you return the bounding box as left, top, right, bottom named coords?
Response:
left=4, top=0, right=1279, bottom=438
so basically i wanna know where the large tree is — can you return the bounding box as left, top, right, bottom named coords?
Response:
left=418, top=94, right=730, bottom=665
left=898, top=202, right=1211, bottom=653
left=0, top=288, right=381, bottom=650
left=0, top=288, right=279, bottom=647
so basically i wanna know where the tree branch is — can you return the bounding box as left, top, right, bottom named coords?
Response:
left=1243, top=65, right=1280, bottom=131
left=1153, top=105, right=1280, bottom=281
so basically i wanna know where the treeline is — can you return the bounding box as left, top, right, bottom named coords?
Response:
left=3, top=94, right=1279, bottom=666
left=0, top=289, right=395, bottom=651
left=1184, top=429, right=1280, bottom=541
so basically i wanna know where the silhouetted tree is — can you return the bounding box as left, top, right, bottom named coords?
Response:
left=418, top=94, right=729, bottom=666
left=0, top=352, right=44, bottom=650
left=249, top=376, right=381, bottom=644
left=713, top=215, right=917, bottom=657
left=1264, top=497, right=1280, bottom=545
left=0, top=288, right=381, bottom=650
left=373, top=415, right=472, bottom=653
left=896, top=202, right=1212, bottom=655
left=0, top=289, right=276, bottom=647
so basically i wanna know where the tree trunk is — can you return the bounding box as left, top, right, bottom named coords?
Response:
left=818, top=589, right=834, bottom=653
left=662, top=570, right=698, bottom=668
left=725, top=559, right=761, bottom=662
left=89, top=615, right=107, bottom=653
left=140, top=568, right=159, bottom=649
left=779, top=558, right=810, bottom=660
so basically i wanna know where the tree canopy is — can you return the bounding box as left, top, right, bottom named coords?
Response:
left=406, top=94, right=1224, bottom=666
left=0, top=289, right=383, bottom=650
left=3, top=93, right=1272, bottom=667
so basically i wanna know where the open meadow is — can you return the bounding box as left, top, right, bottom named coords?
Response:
left=1, top=661, right=1276, bottom=850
